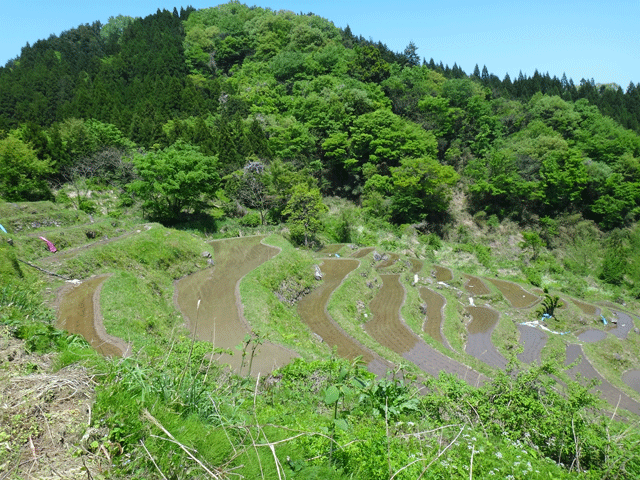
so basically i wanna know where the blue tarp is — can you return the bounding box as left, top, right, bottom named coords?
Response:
left=601, top=315, right=607, bottom=325
left=0, top=224, right=6, bottom=234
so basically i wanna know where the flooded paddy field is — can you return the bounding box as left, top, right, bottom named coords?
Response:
left=57, top=275, right=128, bottom=357
left=297, top=258, right=391, bottom=376
left=174, top=236, right=298, bottom=375
left=486, top=278, right=540, bottom=308
left=465, top=306, right=507, bottom=369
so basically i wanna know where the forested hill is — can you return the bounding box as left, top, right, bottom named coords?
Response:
left=2, top=1, right=640, bottom=231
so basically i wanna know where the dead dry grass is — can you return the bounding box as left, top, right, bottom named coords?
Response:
left=0, top=329, right=110, bottom=480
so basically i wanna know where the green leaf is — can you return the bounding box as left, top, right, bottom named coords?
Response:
left=324, top=385, right=339, bottom=405
left=334, top=418, right=348, bottom=432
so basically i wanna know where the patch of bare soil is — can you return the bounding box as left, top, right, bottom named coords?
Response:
left=565, top=343, right=640, bottom=417
left=174, top=236, right=298, bottom=376
left=297, top=258, right=391, bottom=377
left=486, top=278, right=540, bottom=308
left=463, top=275, right=492, bottom=296
left=0, top=330, right=107, bottom=479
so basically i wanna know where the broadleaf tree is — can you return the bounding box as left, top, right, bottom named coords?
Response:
left=283, top=183, right=327, bottom=247
left=129, top=141, right=220, bottom=221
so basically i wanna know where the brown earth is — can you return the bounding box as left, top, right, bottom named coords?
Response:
left=174, top=236, right=298, bottom=376
left=56, top=275, right=129, bottom=357
left=565, top=343, right=640, bottom=416
left=419, top=287, right=448, bottom=346
left=350, top=247, right=375, bottom=258
left=486, top=278, right=540, bottom=308
left=297, top=258, right=391, bottom=377
left=572, top=299, right=600, bottom=316
left=463, top=275, right=492, bottom=296
left=0, top=332, right=104, bottom=479
left=365, top=275, right=484, bottom=385
left=465, top=306, right=508, bottom=369
left=432, top=265, right=453, bottom=282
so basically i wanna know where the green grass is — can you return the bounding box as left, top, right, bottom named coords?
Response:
left=240, top=234, right=328, bottom=359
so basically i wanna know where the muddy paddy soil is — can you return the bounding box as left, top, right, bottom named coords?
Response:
left=419, top=287, right=448, bottom=345
left=432, top=265, right=453, bottom=282
left=56, top=275, right=129, bottom=357
left=465, top=306, right=508, bottom=369
left=623, top=370, right=640, bottom=395
left=463, top=275, right=492, bottom=296
left=565, top=343, right=640, bottom=417
left=486, top=278, right=540, bottom=308
left=517, top=325, right=548, bottom=364
left=174, top=236, right=298, bottom=376
left=298, top=258, right=391, bottom=376
left=365, top=274, right=483, bottom=385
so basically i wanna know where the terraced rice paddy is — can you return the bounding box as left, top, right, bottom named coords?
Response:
left=465, top=306, right=507, bottom=369
left=298, top=258, right=391, bottom=376
left=56, top=275, right=128, bottom=357
left=419, top=287, right=447, bottom=345
left=486, top=278, right=540, bottom=308
left=53, top=236, right=640, bottom=417
left=173, top=236, right=298, bottom=375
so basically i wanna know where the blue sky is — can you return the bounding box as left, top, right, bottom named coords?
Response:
left=2, top=0, right=638, bottom=88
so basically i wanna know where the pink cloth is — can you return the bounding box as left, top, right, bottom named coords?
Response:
left=39, top=236, right=57, bottom=253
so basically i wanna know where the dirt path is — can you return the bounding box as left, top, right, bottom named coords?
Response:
left=565, top=343, right=640, bottom=416
left=56, top=275, right=130, bottom=357
left=517, top=325, right=547, bottom=364
left=174, top=236, right=298, bottom=376
left=297, top=258, right=391, bottom=377
left=486, top=278, right=540, bottom=308
left=38, top=225, right=152, bottom=265
left=365, top=274, right=484, bottom=385
left=465, top=306, right=507, bottom=369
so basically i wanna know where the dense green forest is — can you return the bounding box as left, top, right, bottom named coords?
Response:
left=3, top=3, right=640, bottom=478
left=2, top=1, right=640, bottom=231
